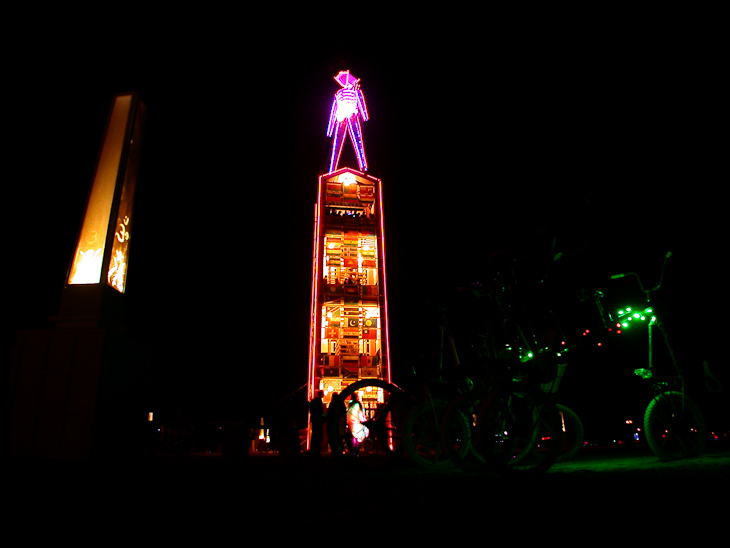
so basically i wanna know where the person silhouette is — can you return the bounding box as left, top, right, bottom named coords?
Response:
left=346, top=392, right=368, bottom=456
left=308, top=390, right=326, bottom=456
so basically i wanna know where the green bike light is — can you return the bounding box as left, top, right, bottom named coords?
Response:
left=615, top=305, right=654, bottom=329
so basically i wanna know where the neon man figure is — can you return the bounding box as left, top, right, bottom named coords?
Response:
left=327, top=70, right=369, bottom=172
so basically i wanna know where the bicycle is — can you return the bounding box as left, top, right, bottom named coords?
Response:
left=437, top=252, right=581, bottom=475
left=401, top=291, right=563, bottom=476
left=324, top=308, right=486, bottom=471
left=403, top=307, right=493, bottom=472
left=608, top=251, right=721, bottom=461
left=327, top=240, right=586, bottom=474
left=471, top=342, right=567, bottom=475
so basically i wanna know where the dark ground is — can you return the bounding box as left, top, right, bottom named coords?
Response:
left=7, top=442, right=728, bottom=538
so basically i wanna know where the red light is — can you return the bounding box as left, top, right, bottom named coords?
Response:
left=597, top=342, right=602, bottom=346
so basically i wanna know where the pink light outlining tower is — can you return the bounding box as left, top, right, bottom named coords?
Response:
left=308, top=72, right=391, bottom=426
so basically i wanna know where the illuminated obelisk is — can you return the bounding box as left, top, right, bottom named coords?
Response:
left=61, top=92, right=145, bottom=322
left=6, top=93, right=147, bottom=460
left=308, top=71, right=392, bottom=420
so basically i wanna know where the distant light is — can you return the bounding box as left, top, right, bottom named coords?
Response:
left=148, top=412, right=153, bottom=422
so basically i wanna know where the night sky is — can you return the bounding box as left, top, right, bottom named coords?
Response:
left=8, top=19, right=726, bottom=436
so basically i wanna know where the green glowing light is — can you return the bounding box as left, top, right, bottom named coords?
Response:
left=616, top=305, right=654, bottom=329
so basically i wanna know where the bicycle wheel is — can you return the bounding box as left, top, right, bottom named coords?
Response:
left=556, top=404, right=584, bottom=462
left=327, top=379, right=411, bottom=469
left=404, top=398, right=455, bottom=471
left=439, top=390, right=490, bottom=472
left=644, top=391, right=707, bottom=461
left=475, top=389, right=562, bottom=476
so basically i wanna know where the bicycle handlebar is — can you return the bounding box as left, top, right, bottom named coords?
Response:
left=610, top=251, right=673, bottom=296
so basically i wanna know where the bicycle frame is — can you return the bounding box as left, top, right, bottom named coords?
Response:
left=601, top=251, right=713, bottom=460
left=610, top=251, right=686, bottom=396
left=426, top=308, right=492, bottom=395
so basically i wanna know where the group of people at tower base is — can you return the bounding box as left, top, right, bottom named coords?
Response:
left=308, top=390, right=368, bottom=457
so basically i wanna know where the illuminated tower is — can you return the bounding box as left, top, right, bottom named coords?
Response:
left=62, top=92, right=145, bottom=320
left=6, top=93, right=147, bottom=460
left=308, top=72, right=391, bottom=408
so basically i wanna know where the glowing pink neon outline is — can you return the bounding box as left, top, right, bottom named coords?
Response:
left=308, top=177, right=325, bottom=402
left=326, top=71, right=369, bottom=172
left=308, top=168, right=391, bottom=401
left=377, top=175, right=391, bottom=383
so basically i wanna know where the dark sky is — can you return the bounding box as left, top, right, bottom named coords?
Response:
left=8, top=19, right=725, bottom=429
